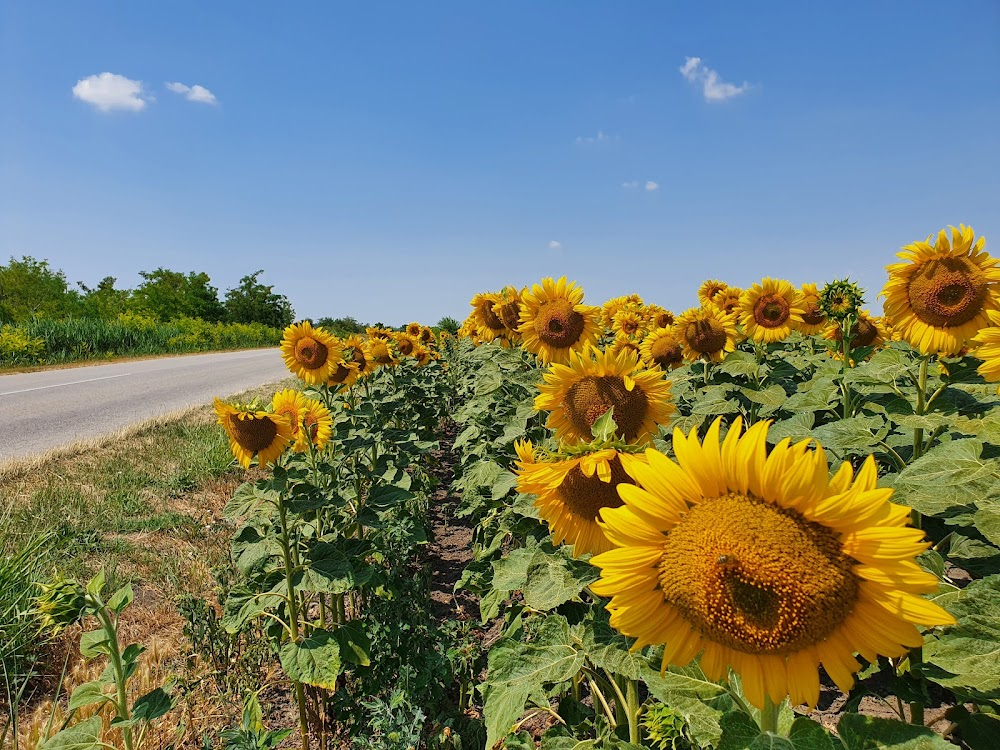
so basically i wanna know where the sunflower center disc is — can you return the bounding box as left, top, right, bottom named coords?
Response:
left=564, top=375, right=649, bottom=441
left=622, top=319, right=639, bottom=335
left=535, top=299, right=586, bottom=348
left=483, top=301, right=505, bottom=331
left=650, top=337, right=683, bottom=369
left=684, top=318, right=727, bottom=354
left=801, top=302, right=826, bottom=326
left=230, top=415, right=279, bottom=453
left=658, top=493, right=859, bottom=655
left=556, top=456, right=633, bottom=520
left=907, top=257, right=988, bottom=328
left=655, top=312, right=674, bottom=328
left=398, top=338, right=415, bottom=355
left=348, top=346, right=367, bottom=371
left=498, top=300, right=522, bottom=331
left=330, top=363, right=352, bottom=383
left=294, top=337, right=329, bottom=370
left=753, top=294, right=790, bottom=328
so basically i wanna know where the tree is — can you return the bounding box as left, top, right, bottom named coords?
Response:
left=436, top=316, right=460, bottom=334
left=0, top=256, right=81, bottom=323
left=315, top=316, right=366, bottom=337
left=77, top=276, right=132, bottom=319
left=133, top=268, right=226, bottom=322
left=224, top=271, right=294, bottom=329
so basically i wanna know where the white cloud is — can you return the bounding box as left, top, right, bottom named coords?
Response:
left=575, top=130, right=614, bottom=145
left=165, top=81, right=217, bottom=104
left=645, top=180, right=659, bottom=192
left=72, top=73, right=148, bottom=112
left=622, top=180, right=639, bottom=189
left=548, top=240, right=562, bottom=250
left=679, top=57, right=750, bottom=102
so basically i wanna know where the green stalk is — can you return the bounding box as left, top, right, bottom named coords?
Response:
left=625, top=678, right=641, bottom=744
left=840, top=315, right=855, bottom=419
left=279, top=501, right=310, bottom=750
left=759, top=695, right=779, bottom=735
left=91, top=601, right=134, bottom=750
left=912, top=355, right=929, bottom=460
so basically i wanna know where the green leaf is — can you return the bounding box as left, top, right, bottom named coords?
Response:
left=297, top=542, right=371, bottom=595
left=918, top=574, right=1000, bottom=701
left=782, top=377, right=840, bottom=414
left=590, top=407, right=619, bottom=442
left=580, top=613, right=646, bottom=680
left=79, top=629, right=110, bottom=658
left=40, top=716, right=104, bottom=750
left=67, top=681, right=112, bottom=711
left=492, top=470, right=519, bottom=502
left=333, top=621, right=371, bottom=666
left=130, top=683, right=176, bottom=722
left=945, top=705, right=1000, bottom=750
left=367, top=484, right=415, bottom=509
left=106, top=584, right=133, bottom=615
left=85, top=570, right=106, bottom=598
left=891, top=439, right=1000, bottom=520
left=739, top=385, right=788, bottom=417
left=640, top=663, right=727, bottom=747
left=719, top=351, right=762, bottom=379
left=837, top=714, right=953, bottom=749
left=811, top=415, right=887, bottom=453
left=767, top=413, right=815, bottom=444
left=522, top=549, right=600, bottom=611
left=279, top=629, right=342, bottom=689
left=483, top=683, right=531, bottom=748
left=974, top=505, right=1000, bottom=547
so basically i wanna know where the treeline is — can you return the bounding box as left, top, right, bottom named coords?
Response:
left=0, top=257, right=294, bottom=328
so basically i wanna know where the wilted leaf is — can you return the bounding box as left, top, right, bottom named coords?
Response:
left=279, top=629, right=342, bottom=689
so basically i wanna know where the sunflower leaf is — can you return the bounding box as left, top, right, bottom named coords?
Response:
left=279, top=629, right=341, bottom=689
left=590, top=407, right=619, bottom=442
left=891, top=439, right=1000, bottom=520
left=836, top=714, right=953, bottom=749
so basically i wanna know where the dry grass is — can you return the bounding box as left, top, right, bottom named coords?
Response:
left=1, top=379, right=295, bottom=749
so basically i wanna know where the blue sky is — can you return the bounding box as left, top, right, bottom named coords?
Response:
left=2, top=1, right=998, bottom=326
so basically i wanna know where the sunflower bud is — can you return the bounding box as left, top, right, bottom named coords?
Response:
left=642, top=704, right=694, bottom=750
left=818, top=279, right=865, bottom=321
left=36, top=578, right=89, bottom=634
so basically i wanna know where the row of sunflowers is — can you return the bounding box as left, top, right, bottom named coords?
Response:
left=202, top=223, right=999, bottom=748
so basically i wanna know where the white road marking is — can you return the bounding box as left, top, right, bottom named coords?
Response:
left=0, top=372, right=133, bottom=396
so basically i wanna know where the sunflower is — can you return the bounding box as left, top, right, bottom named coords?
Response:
left=824, top=309, right=887, bottom=356
left=601, top=295, right=644, bottom=329
left=327, top=358, right=360, bottom=388
left=675, top=306, right=737, bottom=363
left=882, top=225, right=1000, bottom=356
left=366, top=326, right=394, bottom=341
left=280, top=321, right=344, bottom=385
left=341, top=335, right=372, bottom=376
left=698, top=280, right=728, bottom=307
left=610, top=336, right=643, bottom=361
left=405, top=322, right=422, bottom=337
left=535, top=346, right=674, bottom=446
left=471, top=292, right=507, bottom=342
left=367, top=338, right=397, bottom=368
left=393, top=331, right=420, bottom=357
left=299, top=397, right=333, bottom=451
left=641, top=327, right=685, bottom=371
left=612, top=309, right=647, bottom=340
left=515, top=439, right=648, bottom=556
left=412, top=344, right=434, bottom=366
left=271, top=388, right=308, bottom=445
left=796, top=283, right=828, bottom=335
left=740, top=278, right=804, bottom=345
left=590, top=417, right=956, bottom=710
left=644, top=305, right=675, bottom=331
left=713, top=287, right=744, bottom=321
left=972, top=311, right=1000, bottom=382
left=519, top=277, right=602, bottom=365
left=495, top=286, right=525, bottom=337
left=214, top=398, right=293, bottom=469
left=419, top=325, right=434, bottom=344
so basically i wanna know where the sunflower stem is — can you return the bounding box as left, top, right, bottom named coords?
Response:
left=279, top=500, right=310, bottom=750
left=625, top=677, right=641, bottom=744
left=759, top=695, right=780, bottom=735
left=840, top=315, right=855, bottom=419
left=912, top=355, right=930, bottom=461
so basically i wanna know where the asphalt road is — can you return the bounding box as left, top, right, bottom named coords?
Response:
left=0, top=349, right=290, bottom=462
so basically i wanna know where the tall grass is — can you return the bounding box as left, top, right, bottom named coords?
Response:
left=0, top=314, right=280, bottom=367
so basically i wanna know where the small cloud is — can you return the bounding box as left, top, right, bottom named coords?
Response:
left=72, top=72, right=148, bottom=112
left=645, top=180, right=660, bottom=192
left=679, top=56, right=750, bottom=102
left=622, top=180, right=639, bottom=189
left=548, top=240, right=562, bottom=250
left=575, top=130, right=615, bottom=145
left=165, top=81, right=218, bottom=104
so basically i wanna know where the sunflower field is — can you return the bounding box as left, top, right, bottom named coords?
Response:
left=19, top=224, right=1000, bottom=749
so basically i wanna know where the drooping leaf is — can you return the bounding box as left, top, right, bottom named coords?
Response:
left=67, top=681, right=112, bottom=712
left=837, top=714, right=953, bottom=749
left=130, top=683, right=176, bottom=722
left=279, top=629, right=342, bottom=689
left=333, top=621, right=371, bottom=666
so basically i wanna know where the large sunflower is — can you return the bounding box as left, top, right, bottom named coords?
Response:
left=405, top=322, right=422, bottom=337
left=471, top=292, right=507, bottom=342
left=882, top=225, right=1000, bottom=356
left=535, top=346, right=674, bottom=446
left=214, top=398, right=293, bottom=468
left=740, top=278, right=804, bottom=344
left=519, top=277, right=602, bottom=365
left=515, top=440, right=648, bottom=557
left=591, top=418, right=955, bottom=710
left=796, top=283, right=828, bottom=335
left=972, top=310, right=1000, bottom=382
left=393, top=331, right=420, bottom=357
left=698, top=280, right=728, bottom=307
left=280, top=322, right=344, bottom=385
left=640, top=327, right=684, bottom=371
left=367, top=338, right=397, bottom=368
left=675, top=306, right=737, bottom=363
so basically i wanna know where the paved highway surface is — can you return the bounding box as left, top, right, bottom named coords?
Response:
left=0, top=349, right=290, bottom=462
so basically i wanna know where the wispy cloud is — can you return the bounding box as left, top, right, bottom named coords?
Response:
left=72, top=73, right=149, bottom=112
left=548, top=240, right=562, bottom=250
left=165, top=81, right=218, bottom=104
left=645, top=180, right=660, bottom=192
left=575, top=130, right=616, bottom=145
left=679, top=57, right=749, bottom=102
